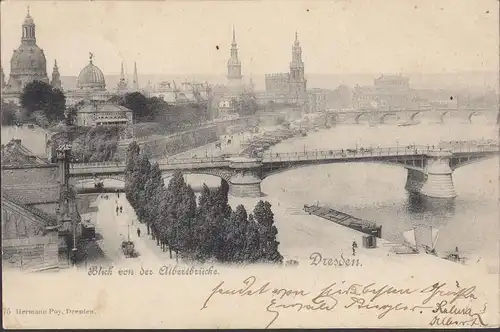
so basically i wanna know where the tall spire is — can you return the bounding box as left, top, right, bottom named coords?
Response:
left=117, top=61, right=128, bottom=93
left=132, top=62, right=139, bottom=92
left=51, top=59, right=62, bottom=90
left=120, top=62, right=125, bottom=80
left=227, top=26, right=242, bottom=88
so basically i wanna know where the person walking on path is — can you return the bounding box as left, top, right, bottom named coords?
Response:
left=137, top=228, right=141, bottom=238
left=116, top=206, right=119, bottom=215
left=120, top=206, right=123, bottom=214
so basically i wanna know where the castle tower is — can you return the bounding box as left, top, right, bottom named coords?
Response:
left=289, top=31, right=307, bottom=102
left=227, top=26, right=242, bottom=90
left=132, top=62, right=139, bottom=92
left=116, top=62, right=128, bottom=94
left=51, top=60, right=62, bottom=90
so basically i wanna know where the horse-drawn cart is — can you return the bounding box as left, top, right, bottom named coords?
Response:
left=121, top=241, right=138, bottom=258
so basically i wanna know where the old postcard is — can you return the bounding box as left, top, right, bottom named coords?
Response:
left=1, top=0, right=499, bottom=329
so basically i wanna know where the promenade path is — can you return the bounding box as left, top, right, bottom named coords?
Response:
left=94, top=194, right=168, bottom=265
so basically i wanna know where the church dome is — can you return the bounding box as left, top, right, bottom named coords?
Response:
left=5, top=9, right=49, bottom=91
left=77, top=55, right=106, bottom=90
left=10, top=43, right=47, bottom=76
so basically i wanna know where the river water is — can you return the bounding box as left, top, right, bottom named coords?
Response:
left=260, top=118, right=499, bottom=261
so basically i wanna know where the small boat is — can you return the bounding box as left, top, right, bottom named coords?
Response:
left=443, top=247, right=467, bottom=264
left=395, top=228, right=419, bottom=254
left=422, top=226, right=439, bottom=256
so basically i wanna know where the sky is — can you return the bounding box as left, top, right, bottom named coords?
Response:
left=1, top=0, right=498, bottom=78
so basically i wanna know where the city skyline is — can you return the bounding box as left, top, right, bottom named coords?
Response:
left=1, top=1, right=498, bottom=79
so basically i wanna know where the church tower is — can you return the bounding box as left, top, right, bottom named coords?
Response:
left=289, top=32, right=307, bottom=102
left=51, top=60, right=62, bottom=90
left=116, top=62, right=128, bottom=94
left=227, top=27, right=242, bottom=89
left=132, top=62, right=139, bottom=92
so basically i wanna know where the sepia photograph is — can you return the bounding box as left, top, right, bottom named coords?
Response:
left=1, top=0, right=499, bottom=329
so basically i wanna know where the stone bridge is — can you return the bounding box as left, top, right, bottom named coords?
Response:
left=324, top=108, right=500, bottom=125
left=69, top=143, right=499, bottom=199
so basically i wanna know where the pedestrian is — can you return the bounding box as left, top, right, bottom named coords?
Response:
left=352, top=240, right=358, bottom=256
left=116, top=206, right=119, bottom=214
left=120, top=206, right=123, bottom=213
left=137, top=228, right=141, bottom=237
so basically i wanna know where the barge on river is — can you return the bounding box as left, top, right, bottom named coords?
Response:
left=303, top=204, right=382, bottom=238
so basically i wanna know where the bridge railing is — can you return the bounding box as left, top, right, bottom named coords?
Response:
left=159, top=155, right=229, bottom=165
left=261, top=146, right=430, bottom=162
left=260, top=144, right=499, bottom=163
left=70, top=162, right=125, bottom=168
left=68, top=144, right=499, bottom=169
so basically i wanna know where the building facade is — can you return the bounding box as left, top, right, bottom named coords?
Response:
left=264, top=32, right=307, bottom=105
left=352, top=74, right=414, bottom=110
left=75, top=101, right=133, bottom=128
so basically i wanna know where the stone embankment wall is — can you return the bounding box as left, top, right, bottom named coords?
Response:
left=115, top=116, right=259, bottom=160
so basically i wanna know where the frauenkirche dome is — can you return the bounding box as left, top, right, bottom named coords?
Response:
left=77, top=53, right=106, bottom=90
left=5, top=8, right=49, bottom=92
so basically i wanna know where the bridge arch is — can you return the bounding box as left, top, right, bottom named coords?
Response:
left=161, top=169, right=232, bottom=182
left=355, top=112, right=371, bottom=124
left=261, top=159, right=424, bottom=180
left=440, top=111, right=450, bottom=124
left=379, top=113, right=399, bottom=124
left=410, top=111, right=422, bottom=122
left=450, top=154, right=498, bottom=170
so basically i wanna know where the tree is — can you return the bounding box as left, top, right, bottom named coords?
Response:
left=1, top=101, right=18, bottom=125
left=253, top=200, right=283, bottom=263
left=223, top=204, right=248, bottom=263
left=165, top=171, right=186, bottom=258
left=192, top=184, right=214, bottom=261
left=120, top=92, right=168, bottom=122
left=244, top=214, right=261, bottom=263
left=143, top=162, right=164, bottom=235
left=124, top=141, right=140, bottom=207
left=214, top=179, right=231, bottom=220
left=121, top=92, right=148, bottom=121
left=20, top=80, right=66, bottom=124
left=176, top=183, right=197, bottom=258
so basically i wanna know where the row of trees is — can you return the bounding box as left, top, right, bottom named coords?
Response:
left=124, top=141, right=283, bottom=264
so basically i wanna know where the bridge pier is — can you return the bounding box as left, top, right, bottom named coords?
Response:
left=405, top=151, right=457, bottom=200
left=227, top=158, right=263, bottom=197
left=420, top=151, right=456, bottom=199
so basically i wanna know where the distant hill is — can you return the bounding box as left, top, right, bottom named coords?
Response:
left=60, top=71, right=498, bottom=94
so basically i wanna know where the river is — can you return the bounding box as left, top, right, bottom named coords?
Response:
left=259, top=119, right=498, bottom=262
